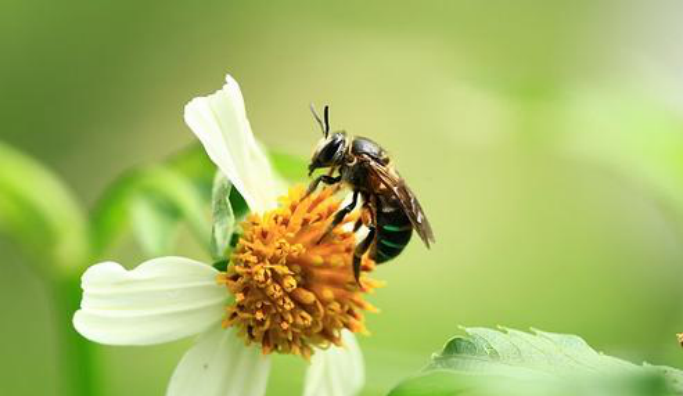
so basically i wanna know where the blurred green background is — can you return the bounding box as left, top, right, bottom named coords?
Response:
left=3, top=1, right=683, bottom=395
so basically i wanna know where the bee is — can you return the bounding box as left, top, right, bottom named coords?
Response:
left=306, top=105, right=434, bottom=282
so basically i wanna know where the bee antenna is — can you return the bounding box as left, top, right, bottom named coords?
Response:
left=310, top=103, right=327, bottom=137
left=323, top=105, right=330, bottom=138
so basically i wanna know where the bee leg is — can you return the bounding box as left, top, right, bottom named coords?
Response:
left=353, top=217, right=363, bottom=232
left=317, top=190, right=359, bottom=244
left=306, top=174, right=341, bottom=197
left=353, top=225, right=376, bottom=283
left=353, top=199, right=374, bottom=232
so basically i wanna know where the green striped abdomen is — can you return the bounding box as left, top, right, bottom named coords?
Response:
left=372, top=202, right=413, bottom=264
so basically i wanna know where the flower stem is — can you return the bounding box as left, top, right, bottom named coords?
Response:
left=51, top=276, right=98, bottom=396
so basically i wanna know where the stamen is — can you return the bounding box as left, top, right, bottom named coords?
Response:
left=218, top=186, right=379, bottom=358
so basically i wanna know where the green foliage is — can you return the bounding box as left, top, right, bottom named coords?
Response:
left=209, top=173, right=236, bottom=260
left=129, top=192, right=183, bottom=257
left=90, top=165, right=210, bottom=257
left=90, top=144, right=306, bottom=258
left=389, top=328, right=683, bottom=396
left=166, top=143, right=216, bottom=200
left=0, top=139, right=310, bottom=395
left=0, top=142, right=89, bottom=276
left=560, top=88, right=683, bottom=224
left=169, top=143, right=309, bottom=185
left=269, top=150, right=309, bottom=182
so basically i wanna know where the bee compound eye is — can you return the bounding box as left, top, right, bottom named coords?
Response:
left=318, top=138, right=342, bottom=163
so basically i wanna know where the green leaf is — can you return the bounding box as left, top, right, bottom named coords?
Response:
left=212, top=259, right=229, bottom=272
left=269, top=150, right=309, bottom=182
left=90, top=143, right=296, bottom=258
left=129, top=193, right=181, bottom=256
left=389, top=327, right=681, bottom=396
left=166, top=143, right=215, bottom=199
left=228, top=184, right=249, bottom=219
left=163, top=144, right=305, bottom=214
left=168, top=143, right=309, bottom=185
left=0, top=142, right=89, bottom=277
left=388, top=371, right=473, bottom=396
left=210, top=173, right=235, bottom=260
left=91, top=165, right=210, bottom=257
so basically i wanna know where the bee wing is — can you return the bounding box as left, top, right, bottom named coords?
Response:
left=360, top=154, right=435, bottom=247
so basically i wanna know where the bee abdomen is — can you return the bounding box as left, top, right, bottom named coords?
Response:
left=372, top=207, right=413, bottom=264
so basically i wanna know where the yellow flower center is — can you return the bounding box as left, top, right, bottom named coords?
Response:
left=218, top=185, right=381, bottom=359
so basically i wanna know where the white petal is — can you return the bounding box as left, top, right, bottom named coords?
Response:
left=167, top=326, right=271, bottom=396
left=73, top=257, right=227, bottom=346
left=184, top=74, right=284, bottom=213
left=303, top=331, right=365, bottom=396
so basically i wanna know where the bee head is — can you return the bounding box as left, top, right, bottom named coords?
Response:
left=309, top=132, right=347, bottom=175
left=308, top=105, right=346, bottom=175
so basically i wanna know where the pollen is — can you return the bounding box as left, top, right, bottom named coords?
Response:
left=217, top=185, right=381, bottom=359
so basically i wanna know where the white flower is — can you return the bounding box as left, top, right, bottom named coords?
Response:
left=73, top=75, right=365, bottom=396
